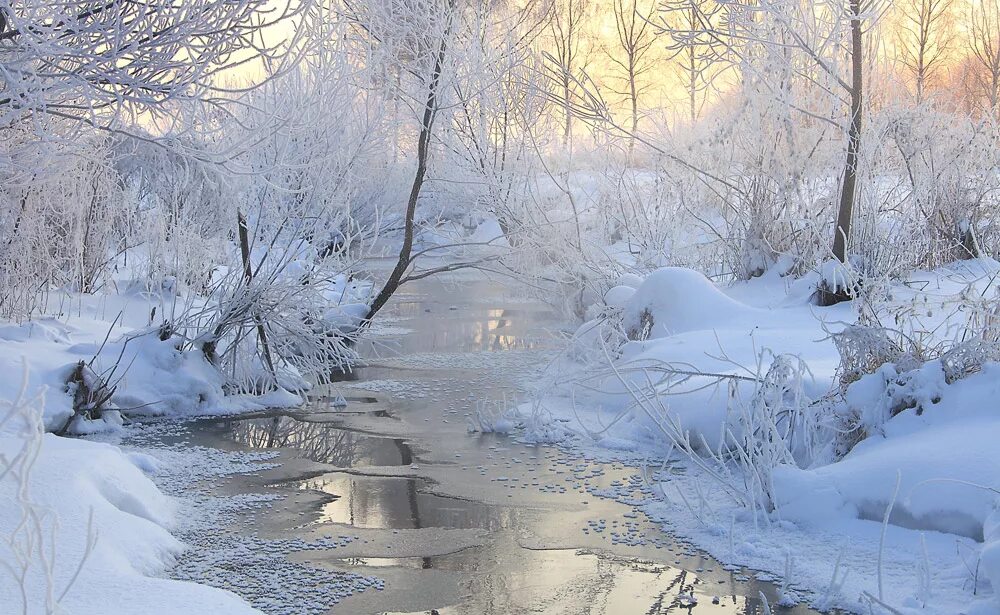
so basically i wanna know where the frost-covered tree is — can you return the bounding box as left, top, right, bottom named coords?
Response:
left=342, top=0, right=460, bottom=319
left=648, top=1, right=884, bottom=296
left=0, top=0, right=315, bottom=154
left=543, top=0, right=595, bottom=152
left=966, top=0, right=1000, bottom=114
left=607, top=0, right=657, bottom=150
left=658, top=0, right=727, bottom=123
left=895, top=0, right=956, bottom=101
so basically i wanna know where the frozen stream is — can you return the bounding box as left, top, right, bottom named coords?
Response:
left=119, top=269, right=826, bottom=615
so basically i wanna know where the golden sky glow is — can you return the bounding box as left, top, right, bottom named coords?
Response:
left=233, top=0, right=1000, bottom=133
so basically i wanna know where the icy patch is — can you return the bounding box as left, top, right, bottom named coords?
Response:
left=376, top=350, right=555, bottom=371
left=343, top=378, right=450, bottom=400
left=366, top=324, right=415, bottom=337
left=120, top=422, right=384, bottom=615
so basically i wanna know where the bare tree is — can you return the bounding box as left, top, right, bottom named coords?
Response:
left=658, top=0, right=726, bottom=123
left=343, top=0, right=460, bottom=320
left=896, top=0, right=956, bottom=102
left=607, top=0, right=657, bottom=152
left=967, top=0, right=1000, bottom=114
left=655, top=1, right=882, bottom=296
left=544, top=0, right=594, bottom=152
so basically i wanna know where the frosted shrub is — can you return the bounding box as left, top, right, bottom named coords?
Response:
left=831, top=324, right=910, bottom=388
left=0, top=141, right=131, bottom=319
left=888, top=106, right=1000, bottom=266
left=612, top=348, right=816, bottom=516
left=828, top=287, right=1000, bottom=456
left=115, top=135, right=233, bottom=293
left=661, top=101, right=838, bottom=283
left=724, top=354, right=814, bottom=514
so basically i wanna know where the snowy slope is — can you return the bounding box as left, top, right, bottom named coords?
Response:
left=524, top=263, right=1000, bottom=614
left=0, top=398, right=261, bottom=614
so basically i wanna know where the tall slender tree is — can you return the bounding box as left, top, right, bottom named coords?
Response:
left=895, top=0, right=956, bottom=102
left=607, top=0, right=657, bottom=152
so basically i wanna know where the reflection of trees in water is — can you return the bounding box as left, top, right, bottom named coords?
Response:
left=656, top=568, right=772, bottom=615
left=224, top=416, right=401, bottom=467
left=597, top=557, right=763, bottom=615
left=471, top=308, right=543, bottom=352
left=644, top=564, right=770, bottom=614
left=643, top=566, right=690, bottom=614
left=234, top=419, right=430, bottom=570
left=464, top=550, right=769, bottom=615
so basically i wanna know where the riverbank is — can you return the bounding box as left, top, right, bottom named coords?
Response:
left=517, top=263, right=1000, bottom=615
left=115, top=271, right=824, bottom=614
left=4, top=268, right=834, bottom=614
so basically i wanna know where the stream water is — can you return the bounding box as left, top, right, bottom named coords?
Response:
left=125, top=269, right=825, bottom=615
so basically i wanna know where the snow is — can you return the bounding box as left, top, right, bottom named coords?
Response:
left=0, top=316, right=306, bottom=432
left=564, top=267, right=846, bottom=450
left=776, top=362, right=1000, bottom=541
left=522, top=263, right=1000, bottom=614
left=118, top=422, right=384, bottom=614
left=621, top=267, right=754, bottom=337
left=0, top=251, right=373, bottom=613
left=0, top=417, right=261, bottom=614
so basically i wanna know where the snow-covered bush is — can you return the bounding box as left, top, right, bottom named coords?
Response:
left=888, top=105, right=1000, bottom=266
left=828, top=318, right=1000, bottom=459
left=629, top=351, right=815, bottom=517
left=0, top=140, right=134, bottom=319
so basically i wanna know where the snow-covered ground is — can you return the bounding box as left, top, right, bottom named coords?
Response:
left=7, top=220, right=1000, bottom=614
left=0, top=250, right=374, bottom=613
left=513, top=260, right=1000, bottom=614
left=0, top=252, right=373, bottom=434
left=0, top=395, right=263, bottom=614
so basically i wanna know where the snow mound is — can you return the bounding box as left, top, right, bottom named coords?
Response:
left=622, top=267, right=755, bottom=338
left=603, top=285, right=636, bottom=309
left=776, top=364, right=1000, bottom=543
left=0, top=429, right=259, bottom=614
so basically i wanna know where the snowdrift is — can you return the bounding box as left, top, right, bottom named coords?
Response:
left=0, top=318, right=304, bottom=433
left=0, top=421, right=260, bottom=614
left=530, top=264, right=1000, bottom=613
left=564, top=267, right=843, bottom=450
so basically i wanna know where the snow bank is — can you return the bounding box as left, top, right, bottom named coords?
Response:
left=0, top=319, right=304, bottom=432
left=621, top=267, right=754, bottom=338
left=776, top=363, right=1000, bottom=541
left=530, top=264, right=1000, bottom=613
left=562, top=267, right=844, bottom=450
left=0, top=401, right=260, bottom=614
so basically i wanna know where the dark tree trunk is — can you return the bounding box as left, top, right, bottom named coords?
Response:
left=366, top=7, right=453, bottom=321
left=817, top=0, right=863, bottom=307
left=237, top=209, right=276, bottom=380
left=833, top=0, right=863, bottom=265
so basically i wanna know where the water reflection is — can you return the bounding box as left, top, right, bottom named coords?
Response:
left=374, top=293, right=558, bottom=355
left=471, top=308, right=545, bottom=352
left=379, top=549, right=774, bottom=615
left=187, top=274, right=824, bottom=615
left=303, top=474, right=521, bottom=534
left=208, top=416, right=409, bottom=467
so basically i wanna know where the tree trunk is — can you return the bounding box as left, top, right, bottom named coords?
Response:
left=237, top=209, right=276, bottom=381
left=366, top=8, right=453, bottom=321
left=629, top=63, right=638, bottom=156
left=563, top=77, right=573, bottom=150
left=688, top=46, right=697, bottom=123
left=688, top=5, right=697, bottom=123
left=833, top=0, right=863, bottom=265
